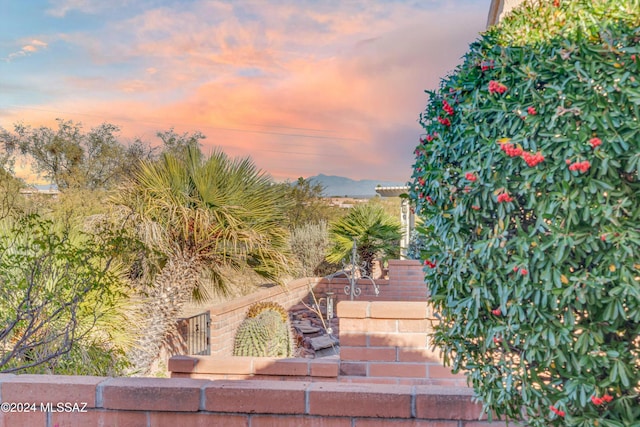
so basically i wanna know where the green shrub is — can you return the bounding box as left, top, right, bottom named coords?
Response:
left=289, top=221, right=338, bottom=277
left=0, top=214, right=136, bottom=375
left=409, top=1, right=640, bottom=425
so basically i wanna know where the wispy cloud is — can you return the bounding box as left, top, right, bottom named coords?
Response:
left=45, top=0, right=131, bottom=17
left=5, top=0, right=490, bottom=181
left=3, top=39, right=48, bottom=62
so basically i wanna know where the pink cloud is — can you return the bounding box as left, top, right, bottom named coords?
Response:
left=7, top=1, right=490, bottom=182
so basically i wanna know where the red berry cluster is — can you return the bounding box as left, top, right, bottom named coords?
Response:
left=589, top=137, right=602, bottom=148
left=513, top=266, right=528, bottom=275
left=521, top=151, right=545, bottom=167
left=424, top=260, right=437, bottom=268
left=442, top=100, right=455, bottom=116
left=568, top=160, right=591, bottom=173
left=501, top=143, right=544, bottom=167
left=438, top=117, right=451, bottom=127
left=591, top=394, right=614, bottom=405
left=491, top=308, right=502, bottom=316
left=497, top=192, right=514, bottom=203
left=500, top=143, right=523, bottom=157
left=480, top=60, right=495, bottom=71
left=488, top=80, right=508, bottom=95
left=550, top=405, right=565, bottom=417
left=465, top=172, right=477, bottom=182
left=471, top=205, right=480, bottom=210
left=527, top=106, right=537, bottom=115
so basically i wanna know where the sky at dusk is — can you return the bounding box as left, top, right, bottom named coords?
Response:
left=1, top=0, right=491, bottom=184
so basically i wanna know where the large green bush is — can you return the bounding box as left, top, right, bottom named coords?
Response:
left=409, top=1, right=640, bottom=426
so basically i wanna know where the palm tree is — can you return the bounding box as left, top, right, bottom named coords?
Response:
left=326, top=203, right=402, bottom=276
left=113, top=146, right=293, bottom=374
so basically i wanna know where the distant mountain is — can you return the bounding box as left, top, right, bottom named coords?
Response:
left=307, top=174, right=406, bottom=197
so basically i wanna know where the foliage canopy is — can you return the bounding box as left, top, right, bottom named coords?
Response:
left=409, top=1, right=640, bottom=425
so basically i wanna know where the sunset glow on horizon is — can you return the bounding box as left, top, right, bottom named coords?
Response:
left=1, top=0, right=491, bottom=184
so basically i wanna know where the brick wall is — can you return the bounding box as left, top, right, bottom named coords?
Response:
left=193, top=277, right=317, bottom=357
left=0, top=374, right=514, bottom=426
left=186, top=260, right=426, bottom=358
left=171, top=301, right=465, bottom=386
left=312, top=259, right=428, bottom=304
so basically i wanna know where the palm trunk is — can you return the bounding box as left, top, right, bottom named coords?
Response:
left=126, top=254, right=199, bottom=375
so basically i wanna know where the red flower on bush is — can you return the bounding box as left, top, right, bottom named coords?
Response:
left=550, top=405, right=565, bottom=417
left=497, top=193, right=514, bottom=203
left=492, top=308, right=502, bottom=316
left=527, top=106, right=537, bottom=115
left=471, top=205, right=480, bottom=210
left=590, top=137, right=602, bottom=148
left=520, top=269, right=528, bottom=275
left=488, top=80, right=508, bottom=95
left=602, top=394, right=614, bottom=403
left=465, top=172, right=477, bottom=182
left=568, top=160, right=591, bottom=173
left=591, top=396, right=604, bottom=405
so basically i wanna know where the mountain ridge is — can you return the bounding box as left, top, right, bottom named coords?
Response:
left=307, top=174, right=406, bottom=197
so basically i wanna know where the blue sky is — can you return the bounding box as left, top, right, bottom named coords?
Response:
left=1, top=0, right=491, bottom=183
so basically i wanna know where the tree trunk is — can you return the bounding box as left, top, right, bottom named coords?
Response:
left=126, top=254, right=199, bottom=375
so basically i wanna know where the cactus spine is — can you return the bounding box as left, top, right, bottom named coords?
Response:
left=233, top=302, right=293, bottom=357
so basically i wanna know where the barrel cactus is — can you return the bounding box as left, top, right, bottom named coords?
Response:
left=233, top=303, right=293, bottom=357
left=410, top=1, right=639, bottom=426
left=245, top=301, right=289, bottom=323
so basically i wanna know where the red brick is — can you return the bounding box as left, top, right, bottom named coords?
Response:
left=1, top=374, right=104, bottom=407
left=149, top=411, right=247, bottom=427
left=369, top=362, right=426, bottom=378
left=370, top=302, right=428, bottom=319
left=339, top=333, right=367, bottom=347
left=355, top=420, right=458, bottom=427
left=168, top=355, right=198, bottom=373
left=309, top=359, right=339, bottom=377
left=388, top=260, right=422, bottom=267
left=194, top=356, right=253, bottom=374
left=101, top=377, right=207, bottom=411
left=51, top=409, right=147, bottom=427
left=464, top=422, right=514, bottom=427
left=0, top=410, right=46, bottom=427
left=340, top=347, right=396, bottom=362
left=398, top=319, right=431, bottom=333
left=339, top=362, right=367, bottom=376
left=427, top=364, right=466, bottom=379
left=252, top=415, right=352, bottom=427
left=341, top=377, right=397, bottom=385
left=369, top=333, right=427, bottom=348
left=336, top=301, right=370, bottom=318
left=308, top=382, right=412, bottom=418
left=397, top=347, right=441, bottom=363
left=204, top=380, right=307, bottom=414
left=253, top=358, right=309, bottom=376
left=414, top=386, right=483, bottom=420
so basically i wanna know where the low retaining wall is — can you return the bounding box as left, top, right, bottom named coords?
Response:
left=189, top=260, right=427, bottom=357
left=0, top=374, right=509, bottom=427
left=170, top=301, right=466, bottom=386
